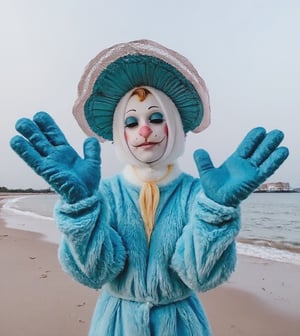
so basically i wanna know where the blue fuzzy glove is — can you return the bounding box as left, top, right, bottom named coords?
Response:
left=194, top=127, right=289, bottom=207
left=10, top=112, right=101, bottom=204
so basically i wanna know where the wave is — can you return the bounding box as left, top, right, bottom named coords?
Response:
left=1, top=195, right=60, bottom=244
left=2, top=196, right=54, bottom=221
left=237, top=242, right=300, bottom=266
left=237, top=236, right=300, bottom=266
left=238, top=237, right=300, bottom=254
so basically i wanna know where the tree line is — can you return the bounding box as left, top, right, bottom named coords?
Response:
left=0, top=186, right=54, bottom=193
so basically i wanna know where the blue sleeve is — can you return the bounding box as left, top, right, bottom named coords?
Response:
left=171, top=190, right=240, bottom=292
left=54, top=192, right=126, bottom=289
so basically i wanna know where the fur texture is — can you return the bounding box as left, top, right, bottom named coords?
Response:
left=55, top=172, right=240, bottom=335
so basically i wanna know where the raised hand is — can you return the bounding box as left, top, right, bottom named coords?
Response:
left=194, top=127, right=289, bottom=207
left=10, top=112, right=101, bottom=203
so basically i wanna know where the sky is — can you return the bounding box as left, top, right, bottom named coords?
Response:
left=1, top=0, right=299, bottom=189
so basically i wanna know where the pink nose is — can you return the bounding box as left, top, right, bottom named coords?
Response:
left=139, top=125, right=153, bottom=138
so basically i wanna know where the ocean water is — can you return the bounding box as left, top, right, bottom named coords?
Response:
left=238, top=192, right=300, bottom=265
left=2, top=192, right=300, bottom=265
left=1, top=194, right=61, bottom=244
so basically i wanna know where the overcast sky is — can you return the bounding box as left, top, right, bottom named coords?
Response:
left=1, top=0, right=299, bottom=189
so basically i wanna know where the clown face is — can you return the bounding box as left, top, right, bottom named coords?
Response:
left=124, top=91, right=168, bottom=163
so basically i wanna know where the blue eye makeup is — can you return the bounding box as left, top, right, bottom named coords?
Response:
left=124, top=116, right=138, bottom=128
left=149, top=112, right=164, bottom=124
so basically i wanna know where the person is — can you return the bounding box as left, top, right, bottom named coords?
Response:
left=10, top=39, right=289, bottom=336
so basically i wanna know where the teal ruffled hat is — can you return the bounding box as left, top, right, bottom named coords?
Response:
left=73, top=39, right=210, bottom=141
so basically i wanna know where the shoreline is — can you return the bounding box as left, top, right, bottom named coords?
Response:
left=0, top=195, right=299, bottom=335
left=4, top=192, right=300, bottom=266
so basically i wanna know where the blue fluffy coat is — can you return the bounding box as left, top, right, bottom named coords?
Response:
left=55, top=172, right=240, bottom=335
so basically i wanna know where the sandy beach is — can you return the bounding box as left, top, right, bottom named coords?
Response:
left=0, top=194, right=299, bottom=336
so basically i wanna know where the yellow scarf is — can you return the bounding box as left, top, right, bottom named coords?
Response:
left=134, top=165, right=173, bottom=241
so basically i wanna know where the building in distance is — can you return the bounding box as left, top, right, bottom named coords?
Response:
left=256, top=182, right=291, bottom=192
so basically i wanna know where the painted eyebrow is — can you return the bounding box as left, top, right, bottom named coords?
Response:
left=125, top=106, right=159, bottom=114
left=125, top=109, right=136, bottom=114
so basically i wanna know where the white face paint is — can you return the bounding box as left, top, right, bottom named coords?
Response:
left=124, top=93, right=168, bottom=163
